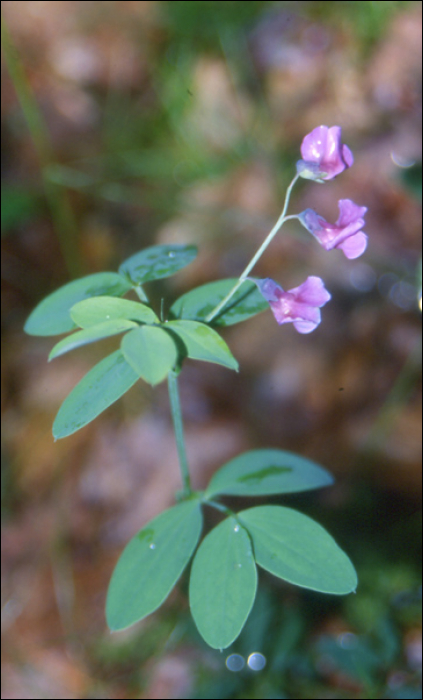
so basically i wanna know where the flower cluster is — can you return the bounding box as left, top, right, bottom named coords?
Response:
left=254, top=125, right=367, bottom=332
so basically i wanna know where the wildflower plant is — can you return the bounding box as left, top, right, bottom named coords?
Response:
left=24, top=126, right=366, bottom=650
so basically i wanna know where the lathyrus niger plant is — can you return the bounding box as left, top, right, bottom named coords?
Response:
left=25, top=126, right=364, bottom=650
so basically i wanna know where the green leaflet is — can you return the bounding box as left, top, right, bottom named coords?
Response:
left=106, top=500, right=203, bottom=631
left=165, top=319, right=238, bottom=370
left=119, top=244, right=197, bottom=284
left=189, top=517, right=257, bottom=649
left=238, top=505, right=357, bottom=595
left=70, top=295, right=159, bottom=327
left=53, top=350, right=139, bottom=439
left=24, top=272, right=131, bottom=336
left=49, top=320, right=138, bottom=360
left=121, top=326, right=178, bottom=385
left=170, top=278, right=269, bottom=326
left=205, top=449, right=333, bottom=498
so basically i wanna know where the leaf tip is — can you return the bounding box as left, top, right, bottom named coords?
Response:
left=105, top=619, right=119, bottom=633
left=52, top=426, right=64, bottom=441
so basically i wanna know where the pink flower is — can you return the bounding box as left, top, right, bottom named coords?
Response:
left=298, top=199, right=368, bottom=259
left=250, top=276, right=331, bottom=334
left=296, top=125, right=354, bottom=182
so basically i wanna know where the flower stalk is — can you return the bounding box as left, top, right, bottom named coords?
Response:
left=205, top=174, right=301, bottom=323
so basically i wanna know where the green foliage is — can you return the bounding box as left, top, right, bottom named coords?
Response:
left=105, top=495, right=356, bottom=648
left=102, top=445, right=355, bottom=649
left=106, top=500, right=203, bottom=631
left=170, top=278, right=269, bottom=326
left=70, top=296, right=159, bottom=327
left=11, top=0, right=422, bottom=668
left=48, top=319, right=138, bottom=360
left=118, top=243, right=197, bottom=285
left=189, top=517, right=257, bottom=649
left=165, top=319, right=239, bottom=370
left=52, top=350, right=139, bottom=439
left=187, top=558, right=421, bottom=698
left=121, top=325, right=178, bottom=385
left=25, top=241, right=357, bottom=650
left=205, top=449, right=333, bottom=498
left=25, top=247, right=258, bottom=439
left=24, top=272, right=131, bottom=336
left=238, top=506, right=357, bottom=595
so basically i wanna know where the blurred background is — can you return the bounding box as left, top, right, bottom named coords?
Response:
left=1, top=1, right=422, bottom=698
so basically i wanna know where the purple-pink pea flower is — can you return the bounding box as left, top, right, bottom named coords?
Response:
left=298, top=199, right=368, bottom=259
left=296, top=125, right=354, bottom=182
left=250, top=276, right=331, bottom=334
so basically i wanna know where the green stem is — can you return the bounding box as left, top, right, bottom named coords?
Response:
left=167, top=370, right=192, bottom=497
left=205, top=174, right=301, bottom=323
left=204, top=500, right=235, bottom=516
left=1, top=16, right=81, bottom=278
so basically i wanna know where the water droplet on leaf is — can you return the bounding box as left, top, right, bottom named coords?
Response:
left=226, top=654, right=245, bottom=671
left=247, top=652, right=266, bottom=671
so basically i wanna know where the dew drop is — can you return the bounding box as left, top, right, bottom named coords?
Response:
left=247, top=652, right=266, bottom=671
left=226, top=653, right=245, bottom=672
left=149, top=543, right=156, bottom=550
left=233, top=525, right=240, bottom=532
left=168, top=252, right=175, bottom=258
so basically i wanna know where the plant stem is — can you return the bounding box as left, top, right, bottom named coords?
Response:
left=205, top=174, right=301, bottom=323
left=167, top=370, right=192, bottom=497
left=205, top=500, right=234, bottom=516
left=1, top=16, right=81, bottom=278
